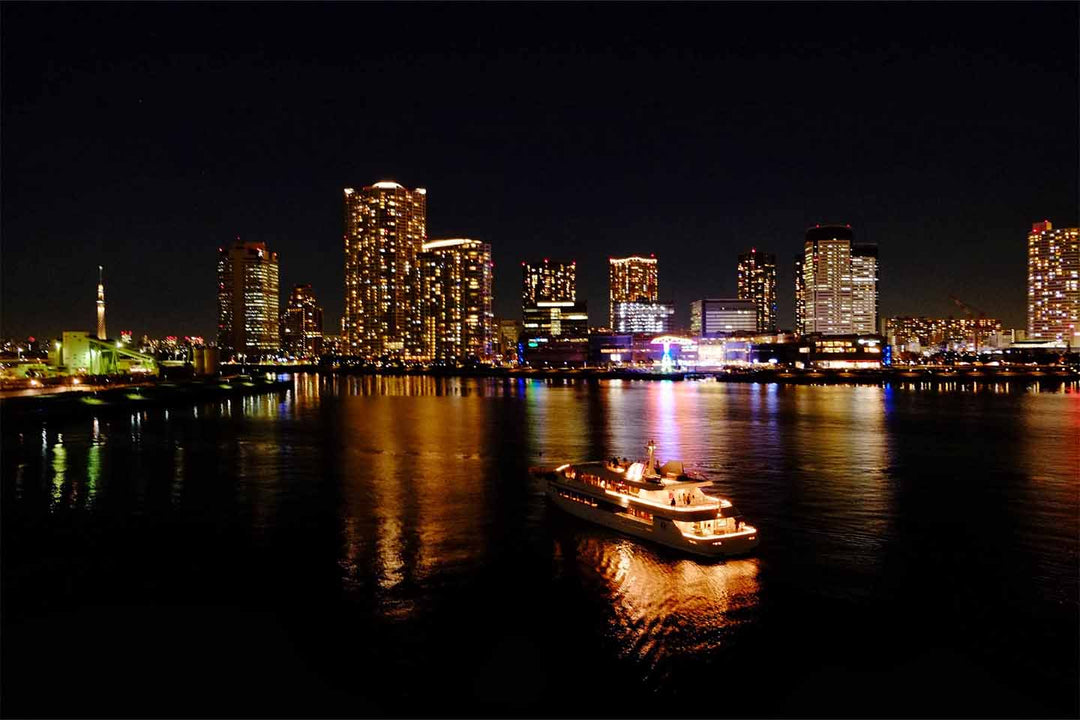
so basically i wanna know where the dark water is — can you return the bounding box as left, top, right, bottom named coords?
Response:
left=3, top=376, right=1078, bottom=718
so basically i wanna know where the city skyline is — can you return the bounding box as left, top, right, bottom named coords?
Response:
left=2, top=3, right=1077, bottom=339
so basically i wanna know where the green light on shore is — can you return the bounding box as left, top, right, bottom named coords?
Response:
left=81, top=397, right=106, bottom=406
left=125, top=393, right=145, bottom=400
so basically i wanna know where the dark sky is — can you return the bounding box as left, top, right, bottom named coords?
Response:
left=3, top=2, right=1077, bottom=340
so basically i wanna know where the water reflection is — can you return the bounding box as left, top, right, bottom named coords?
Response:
left=2, top=376, right=1076, bottom=716
left=568, top=535, right=760, bottom=685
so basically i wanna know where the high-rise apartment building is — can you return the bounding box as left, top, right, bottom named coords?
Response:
left=802, top=225, right=854, bottom=336
left=1027, top=220, right=1079, bottom=344
left=851, top=243, right=879, bottom=335
left=794, top=254, right=805, bottom=334
left=280, top=284, right=324, bottom=359
left=343, top=182, right=427, bottom=359
left=420, top=238, right=494, bottom=362
left=217, top=238, right=280, bottom=360
left=522, top=259, right=588, bottom=339
left=609, top=255, right=658, bottom=326
left=690, top=299, right=758, bottom=337
left=736, top=249, right=777, bottom=333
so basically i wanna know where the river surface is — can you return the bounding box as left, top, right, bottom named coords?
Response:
left=2, top=376, right=1078, bottom=717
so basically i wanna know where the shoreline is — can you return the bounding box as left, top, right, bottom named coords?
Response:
left=231, top=364, right=1080, bottom=386
left=0, top=376, right=293, bottom=420
left=3, top=366, right=1075, bottom=422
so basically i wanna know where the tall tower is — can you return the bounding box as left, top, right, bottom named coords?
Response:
left=217, top=238, right=280, bottom=361
left=420, top=238, right=495, bottom=362
left=608, top=255, right=658, bottom=327
left=851, top=243, right=879, bottom=335
left=794, top=254, right=806, bottom=334
left=803, top=225, right=854, bottom=335
left=343, top=182, right=428, bottom=360
left=96, top=265, right=107, bottom=340
left=736, top=249, right=777, bottom=333
left=1027, top=220, right=1080, bottom=344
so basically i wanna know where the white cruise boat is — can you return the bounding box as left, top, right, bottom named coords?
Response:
left=534, top=441, right=759, bottom=558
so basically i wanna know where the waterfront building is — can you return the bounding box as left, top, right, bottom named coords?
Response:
left=521, top=259, right=588, bottom=340
left=495, top=319, right=523, bottom=364
left=750, top=334, right=886, bottom=369
left=886, top=316, right=1003, bottom=353
left=321, top=334, right=347, bottom=356
left=690, top=298, right=758, bottom=337
left=609, top=255, right=658, bottom=327
left=851, top=243, right=879, bottom=335
left=217, top=238, right=280, bottom=361
left=737, top=249, right=777, bottom=332
left=612, top=301, right=675, bottom=333
left=794, top=254, right=806, bottom=334
left=343, top=182, right=428, bottom=360
left=802, top=224, right=854, bottom=335
left=420, top=238, right=494, bottom=362
left=280, top=284, right=324, bottom=359
left=1027, top=220, right=1079, bottom=345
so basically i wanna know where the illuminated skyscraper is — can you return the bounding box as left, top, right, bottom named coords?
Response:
left=794, top=254, right=806, bottom=334
left=803, top=225, right=854, bottom=335
left=1027, top=220, right=1079, bottom=344
left=96, top=265, right=106, bottom=340
left=280, top=284, right=324, bottom=359
left=851, top=243, right=879, bottom=335
left=609, top=255, right=658, bottom=326
left=343, top=182, right=427, bottom=359
left=420, top=238, right=494, bottom=362
left=736, top=249, right=777, bottom=332
left=217, top=238, right=280, bottom=360
left=522, top=259, right=588, bottom=339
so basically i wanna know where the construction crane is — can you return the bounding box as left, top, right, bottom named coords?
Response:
left=948, top=295, right=987, bottom=354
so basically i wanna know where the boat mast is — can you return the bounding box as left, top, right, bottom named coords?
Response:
left=645, top=439, right=657, bottom=476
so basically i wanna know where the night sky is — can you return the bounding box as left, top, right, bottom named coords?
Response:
left=3, top=2, right=1077, bottom=340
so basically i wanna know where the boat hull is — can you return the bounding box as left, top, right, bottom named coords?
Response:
left=547, top=480, right=758, bottom=558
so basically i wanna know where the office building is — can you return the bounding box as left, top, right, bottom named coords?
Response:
left=281, top=284, right=324, bottom=359
left=521, top=259, right=588, bottom=339
left=690, top=298, right=758, bottom=337
left=802, top=224, right=854, bottom=335
left=737, top=249, right=777, bottom=332
left=609, top=255, right=658, bottom=326
left=1027, top=220, right=1079, bottom=344
left=217, top=238, right=280, bottom=361
left=612, top=301, right=675, bottom=333
left=343, top=182, right=427, bottom=360
left=851, top=243, right=879, bottom=335
left=420, top=238, right=494, bottom=362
